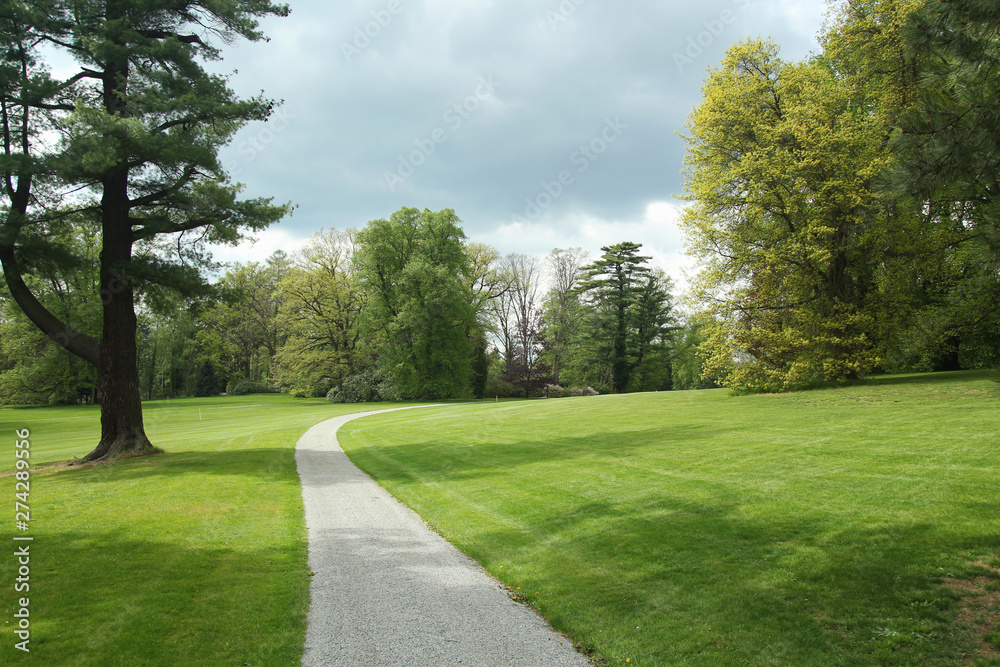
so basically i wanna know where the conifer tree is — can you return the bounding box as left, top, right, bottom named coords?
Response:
left=0, top=1, right=291, bottom=461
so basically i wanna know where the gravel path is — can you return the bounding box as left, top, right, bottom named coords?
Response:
left=296, top=408, right=592, bottom=667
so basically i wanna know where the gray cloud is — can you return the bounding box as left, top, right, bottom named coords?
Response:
left=214, top=0, right=825, bottom=279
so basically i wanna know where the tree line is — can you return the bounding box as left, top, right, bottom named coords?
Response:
left=680, top=0, right=1000, bottom=392
left=0, top=207, right=696, bottom=404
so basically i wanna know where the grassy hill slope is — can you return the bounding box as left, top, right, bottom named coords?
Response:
left=339, top=371, right=1000, bottom=666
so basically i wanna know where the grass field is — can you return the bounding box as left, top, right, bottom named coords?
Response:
left=0, top=394, right=406, bottom=666
left=338, top=371, right=1000, bottom=666
left=2, top=374, right=998, bottom=665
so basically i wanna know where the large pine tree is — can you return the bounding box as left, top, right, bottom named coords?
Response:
left=575, top=242, right=663, bottom=393
left=0, top=1, right=291, bottom=462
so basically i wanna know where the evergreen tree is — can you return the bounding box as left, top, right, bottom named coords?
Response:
left=193, top=360, right=221, bottom=397
left=892, top=0, right=1000, bottom=249
left=576, top=242, right=658, bottom=393
left=0, top=1, right=291, bottom=461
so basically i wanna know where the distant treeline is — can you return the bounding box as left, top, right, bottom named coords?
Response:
left=0, top=207, right=702, bottom=404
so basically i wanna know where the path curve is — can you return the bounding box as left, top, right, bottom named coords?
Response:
left=296, top=407, right=591, bottom=667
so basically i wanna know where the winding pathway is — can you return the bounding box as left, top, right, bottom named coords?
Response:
left=296, top=407, right=591, bottom=667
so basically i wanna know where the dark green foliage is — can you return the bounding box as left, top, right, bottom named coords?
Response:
left=470, top=336, right=489, bottom=399
left=892, top=0, right=1000, bottom=244
left=575, top=243, right=676, bottom=393
left=0, top=0, right=292, bottom=459
left=226, top=380, right=278, bottom=396
left=326, top=368, right=400, bottom=404
left=884, top=0, right=1000, bottom=375
left=193, top=360, right=222, bottom=397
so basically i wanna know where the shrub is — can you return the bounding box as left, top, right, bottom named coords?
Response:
left=584, top=386, right=600, bottom=396
left=569, top=386, right=585, bottom=397
left=227, top=380, right=278, bottom=396
left=484, top=374, right=519, bottom=399
left=546, top=384, right=565, bottom=398
left=327, top=369, right=400, bottom=404
left=310, top=379, right=335, bottom=399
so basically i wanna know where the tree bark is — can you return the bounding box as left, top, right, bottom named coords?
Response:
left=77, top=207, right=160, bottom=463
left=77, top=16, right=159, bottom=463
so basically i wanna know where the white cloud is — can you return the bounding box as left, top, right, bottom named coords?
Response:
left=207, top=228, right=309, bottom=266
left=482, top=199, right=698, bottom=294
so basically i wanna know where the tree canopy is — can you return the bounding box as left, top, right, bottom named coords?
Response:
left=354, top=207, right=477, bottom=400
left=680, top=0, right=1000, bottom=391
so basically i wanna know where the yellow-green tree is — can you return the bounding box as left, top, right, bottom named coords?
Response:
left=273, top=228, right=362, bottom=397
left=680, top=39, right=903, bottom=391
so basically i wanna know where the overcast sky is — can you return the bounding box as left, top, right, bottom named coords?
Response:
left=209, top=0, right=829, bottom=285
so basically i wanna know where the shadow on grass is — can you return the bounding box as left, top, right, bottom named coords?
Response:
left=42, top=421, right=725, bottom=484
left=47, top=448, right=300, bottom=483
left=863, top=370, right=994, bottom=387
left=0, top=529, right=308, bottom=665
left=341, top=423, right=729, bottom=485
left=467, top=492, right=988, bottom=665
left=334, top=413, right=1000, bottom=664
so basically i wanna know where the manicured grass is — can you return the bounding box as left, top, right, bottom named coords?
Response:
left=0, top=394, right=407, bottom=666
left=338, top=371, right=1000, bottom=666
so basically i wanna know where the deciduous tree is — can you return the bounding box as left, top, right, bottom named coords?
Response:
left=681, top=39, right=907, bottom=391
left=355, top=208, right=476, bottom=399
left=274, top=228, right=362, bottom=397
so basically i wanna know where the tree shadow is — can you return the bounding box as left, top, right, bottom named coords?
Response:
left=340, top=423, right=728, bottom=485
left=461, top=493, right=985, bottom=665
left=863, top=370, right=993, bottom=387
left=0, top=529, right=308, bottom=665
left=47, top=448, right=301, bottom=483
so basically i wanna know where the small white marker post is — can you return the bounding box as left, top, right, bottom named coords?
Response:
left=199, top=408, right=202, bottom=421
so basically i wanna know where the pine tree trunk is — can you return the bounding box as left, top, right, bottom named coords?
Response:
left=77, top=242, right=160, bottom=462
left=77, top=41, right=160, bottom=464
left=77, top=168, right=160, bottom=463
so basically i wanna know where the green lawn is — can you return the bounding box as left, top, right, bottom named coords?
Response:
left=338, top=371, right=1000, bottom=666
left=0, top=394, right=406, bottom=666
left=2, top=375, right=998, bottom=665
